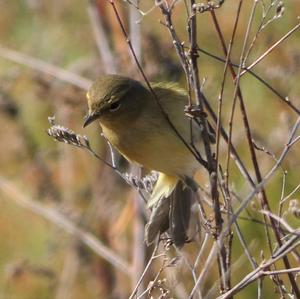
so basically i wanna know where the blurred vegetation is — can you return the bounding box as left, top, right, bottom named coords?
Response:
left=0, top=0, right=299, bottom=298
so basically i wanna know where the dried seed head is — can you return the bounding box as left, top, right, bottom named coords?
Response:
left=289, top=199, right=300, bottom=218
left=47, top=116, right=89, bottom=148
left=123, top=171, right=158, bottom=193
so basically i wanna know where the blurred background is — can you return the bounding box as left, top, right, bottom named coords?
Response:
left=0, top=1, right=299, bottom=298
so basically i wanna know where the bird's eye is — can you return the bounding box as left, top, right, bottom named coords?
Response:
left=109, top=101, right=121, bottom=112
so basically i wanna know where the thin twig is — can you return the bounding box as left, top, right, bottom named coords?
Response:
left=107, top=0, right=208, bottom=168
left=0, top=45, right=91, bottom=90
left=239, top=22, right=300, bottom=77
left=218, top=239, right=300, bottom=299
left=87, top=0, right=118, bottom=73
left=189, top=116, right=300, bottom=297
left=0, top=177, right=131, bottom=275
left=211, top=9, right=300, bottom=295
left=195, top=46, right=300, bottom=115
left=129, top=241, right=160, bottom=299
left=260, top=210, right=300, bottom=236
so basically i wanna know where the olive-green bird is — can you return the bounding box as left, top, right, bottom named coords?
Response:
left=84, top=74, right=210, bottom=247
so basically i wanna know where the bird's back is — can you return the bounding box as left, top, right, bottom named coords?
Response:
left=133, top=82, right=201, bottom=176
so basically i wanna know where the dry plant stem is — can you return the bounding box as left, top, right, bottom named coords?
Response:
left=281, top=177, right=299, bottom=205
left=260, top=211, right=300, bottom=236
left=107, top=0, right=208, bottom=169
left=262, top=267, right=300, bottom=276
left=87, top=0, right=118, bottom=73
left=223, top=121, right=300, bottom=296
left=188, top=1, right=228, bottom=293
left=181, top=37, right=256, bottom=190
left=231, top=116, right=300, bottom=230
left=132, top=178, right=147, bottom=292
left=188, top=240, right=218, bottom=299
left=158, top=1, right=205, bottom=160
left=47, top=123, right=116, bottom=171
left=203, top=97, right=255, bottom=187
left=219, top=178, right=259, bottom=280
left=129, top=0, right=142, bottom=66
left=243, top=1, right=276, bottom=64
left=127, top=5, right=147, bottom=293
left=211, top=9, right=300, bottom=296
left=240, top=22, right=300, bottom=78
left=231, top=194, right=262, bottom=297
left=158, top=2, right=191, bottom=84
left=262, top=267, right=300, bottom=275
left=278, top=171, right=288, bottom=221
left=214, top=2, right=243, bottom=291
left=188, top=3, right=215, bottom=192
left=211, top=5, right=262, bottom=298
left=280, top=180, right=300, bottom=214
left=175, top=250, right=202, bottom=299
left=54, top=241, right=80, bottom=299
left=220, top=0, right=254, bottom=194
left=0, top=45, right=91, bottom=90
left=136, top=255, right=169, bottom=299
left=159, top=6, right=236, bottom=286
left=128, top=242, right=160, bottom=299
left=54, top=100, right=76, bottom=299
left=125, top=0, right=157, bottom=19
left=217, top=238, right=300, bottom=299
left=197, top=45, right=300, bottom=115
left=204, top=180, right=276, bottom=232
left=203, top=8, right=288, bottom=184
left=190, top=116, right=300, bottom=298
left=215, top=0, right=242, bottom=175
left=194, top=233, right=210, bottom=270
left=205, top=239, right=258, bottom=299
left=47, top=121, right=152, bottom=203
left=159, top=0, right=203, bottom=147
left=0, top=177, right=131, bottom=275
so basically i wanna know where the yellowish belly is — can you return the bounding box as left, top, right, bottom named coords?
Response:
left=101, top=123, right=196, bottom=176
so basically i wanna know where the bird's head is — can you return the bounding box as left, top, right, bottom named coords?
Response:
left=83, top=75, right=148, bottom=128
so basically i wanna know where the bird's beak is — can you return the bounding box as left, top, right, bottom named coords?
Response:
left=83, top=112, right=99, bottom=128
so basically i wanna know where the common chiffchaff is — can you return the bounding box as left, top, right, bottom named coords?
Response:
left=84, top=75, right=205, bottom=246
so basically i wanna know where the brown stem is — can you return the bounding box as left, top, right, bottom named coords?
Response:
left=210, top=11, right=300, bottom=297
left=108, top=0, right=208, bottom=169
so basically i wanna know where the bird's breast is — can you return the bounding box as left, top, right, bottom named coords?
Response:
left=100, top=120, right=197, bottom=177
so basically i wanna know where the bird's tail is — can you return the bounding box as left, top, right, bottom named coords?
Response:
left=147, top=173, right=178, bottom=208
left=145, top=174, right=194, bottom=247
